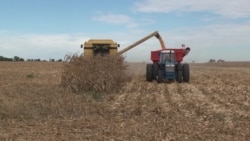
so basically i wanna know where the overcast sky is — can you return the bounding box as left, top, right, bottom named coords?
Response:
left=0, top=0, right=250, bottom=62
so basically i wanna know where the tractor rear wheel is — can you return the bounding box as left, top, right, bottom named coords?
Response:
left=146, top=64, right=153, bottom=82
left=157, top=70, right=164, bottom=83
left=176, top=71, right=183, bottom=83
left=182, top=63, right=190, bottom=82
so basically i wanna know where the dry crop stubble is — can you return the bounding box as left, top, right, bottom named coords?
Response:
left=0, top=61, right=249, bottom=140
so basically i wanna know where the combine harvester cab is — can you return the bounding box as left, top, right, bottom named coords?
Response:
left=147, top=46, right=191, bottom=83
left=81, top=39, right=119, bottom=57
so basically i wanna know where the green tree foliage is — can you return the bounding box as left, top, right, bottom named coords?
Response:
left=0, top=56, right=25, bottom=61
left=0, top=56, right=13, bottom=61
left=13, top=56, right=24, bottom=61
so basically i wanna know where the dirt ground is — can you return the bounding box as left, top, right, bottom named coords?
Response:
left=0, top=62, right=249, bottom=141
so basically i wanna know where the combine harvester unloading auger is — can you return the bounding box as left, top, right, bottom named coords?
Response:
left=80, top=31, right=191, bottom=83
left=81, top=31, right=167, bottom=56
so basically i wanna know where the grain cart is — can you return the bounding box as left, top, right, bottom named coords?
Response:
left=147, top=46, right=191, bottom=83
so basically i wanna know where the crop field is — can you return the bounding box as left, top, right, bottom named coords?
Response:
left=0, top=61, right=249, bottom=141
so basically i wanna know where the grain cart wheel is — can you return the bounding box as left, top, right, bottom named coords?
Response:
left=176, top=71, right=183, bottom=83
left=157, top=70, right=164, bottom=83
left=153, top=63, right=158, bottom=80
left=146, top=64, right=153, bottom=82
left=182, top=63, right=190, bottom=82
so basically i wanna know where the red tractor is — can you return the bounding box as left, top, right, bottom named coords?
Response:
left=147, top=45, right=191, bottom=83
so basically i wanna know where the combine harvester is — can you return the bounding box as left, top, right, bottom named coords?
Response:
left=80, top=31, right=190, bottom=83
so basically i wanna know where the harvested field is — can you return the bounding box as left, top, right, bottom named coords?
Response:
left=0, top=61, right=249, bottom=141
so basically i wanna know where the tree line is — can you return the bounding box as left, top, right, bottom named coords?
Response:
left=208, top=59, right=225, bottom=63
left=0, top=56, right=62, bottom=62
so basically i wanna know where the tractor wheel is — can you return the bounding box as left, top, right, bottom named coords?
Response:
left=182, top=63, right=190, bottom=82
left=175, top=63, right=182, bottom=71
left=176, top=71, right=183, bottom=83
left=146, top=64, right=153, bottom=82
left=153, top=63, right=158, bottom=80
left=157, top=70, right=164, bottom=83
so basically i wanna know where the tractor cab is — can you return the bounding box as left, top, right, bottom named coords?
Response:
left=159, top=50, right=176, bottom=80
left=159, top=50, right=176, bottom=64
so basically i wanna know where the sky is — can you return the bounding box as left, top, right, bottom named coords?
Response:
left=0, top=0, right=250, bottom=63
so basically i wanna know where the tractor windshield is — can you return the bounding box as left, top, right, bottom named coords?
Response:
left=161, top=52, right=175, bottom=63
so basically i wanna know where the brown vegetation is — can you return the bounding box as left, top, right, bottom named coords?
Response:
left=61, top=55, right=129, bottom=93
left=0, top=61, right=249, bottom=141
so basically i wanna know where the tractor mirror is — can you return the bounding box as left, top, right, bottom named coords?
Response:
left=80, top=44, right=83, bottom=48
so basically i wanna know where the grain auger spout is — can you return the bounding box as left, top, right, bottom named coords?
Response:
left=117, top=31, right=166, bottom=55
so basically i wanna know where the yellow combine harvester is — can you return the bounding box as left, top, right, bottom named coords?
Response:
left=80, top=31, right=166, bottom=57
left=81, top=39, right=119, bottom=57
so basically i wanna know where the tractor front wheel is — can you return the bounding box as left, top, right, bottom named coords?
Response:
left=176, top=71, right=183, bottom=83
left=175, top=63, right=182, bottom=71
left=157, top=70, right=164, bottom=83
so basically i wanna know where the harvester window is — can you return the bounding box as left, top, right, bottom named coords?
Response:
left=93, top=44, right=110, bottom=56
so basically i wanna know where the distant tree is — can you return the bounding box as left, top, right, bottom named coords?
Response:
left=50, top=58, right=55, bottom=62
left=34, top=59, right=41, bottom=62
left=217, top=59, right=225, bottom=63
left=26, top=59, right=33, bottom=62
left=13, top=56, right=24, bottom=61
left=209, top=59, right=216, bottom=63
left=57, top=59, right=62, bottom=62
left=14, top=56, right=20, bottom=61
left=19, top=58, right=24, bottom=61
left=0, top=56, right=13, bottom=61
